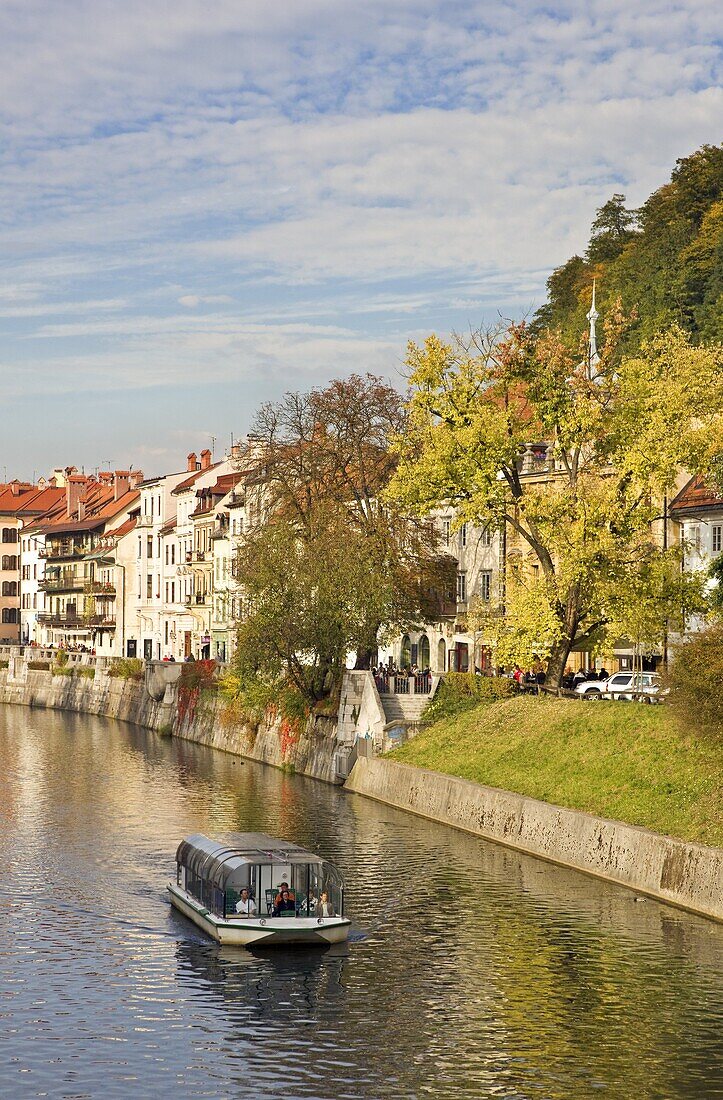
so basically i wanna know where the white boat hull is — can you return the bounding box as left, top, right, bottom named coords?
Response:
left=168, top=883, right=351, bottom=947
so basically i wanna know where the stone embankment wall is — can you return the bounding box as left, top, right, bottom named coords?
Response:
left=0, top=659, right=339, bottom=783
left=345, top=757, right=723, bottom=924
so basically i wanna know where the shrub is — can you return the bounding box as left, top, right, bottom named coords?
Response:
left=55, top=648, right=69, bottom=668
left=52, top=665, right=73, bottom=676
left=27, top=660, right=51, bottom=671
left=76, top=666, right=95, bottom=679
left=0, top=659, right=8, bottom=669
left=423, top=672, right=515, bottom=723
left=666, top=620, right=723, bottom=740
left=108, top=657, right=144, bottom=681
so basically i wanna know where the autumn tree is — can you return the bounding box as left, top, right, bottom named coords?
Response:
left=227, top=375, right=453, bottom=708
left=388, top=322, right=723, bottom=687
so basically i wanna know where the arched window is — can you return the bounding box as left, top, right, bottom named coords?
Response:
left=400, top=634, right=411, bottom=669
left=418, top=634, right=430, bottom=670
left=2, top=528, right=18, bottom=543
left=1, top=581, right=17, bottom=596
left=1, top=608, right=18, bottom=623
left=1, top=556, right=9, bottom=570
left=437, top=637, right=446, bottom=673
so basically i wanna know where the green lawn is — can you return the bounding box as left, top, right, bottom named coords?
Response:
left=389, top=696, right=723, bottom=847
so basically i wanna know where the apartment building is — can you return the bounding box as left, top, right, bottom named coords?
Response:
left=34, top=471, right=142, bottom=653
left=0, top=479, right=67, bottom=643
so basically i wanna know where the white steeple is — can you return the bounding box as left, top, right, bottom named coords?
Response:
left=586, top=279, right=600, bottom=379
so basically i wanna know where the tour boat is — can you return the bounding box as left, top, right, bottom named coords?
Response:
left=168, top=832, right=351, bottom=947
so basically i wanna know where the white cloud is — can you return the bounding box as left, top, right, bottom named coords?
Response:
left=0, top=0, right=720, bottom=469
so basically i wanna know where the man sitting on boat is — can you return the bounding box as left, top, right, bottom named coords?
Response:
left=315, top=891, right=335, bottom=918
left=235, top=888, right=257, bottom=917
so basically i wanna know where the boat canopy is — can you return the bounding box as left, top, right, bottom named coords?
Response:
left=175, top=833, right=324, bottom=894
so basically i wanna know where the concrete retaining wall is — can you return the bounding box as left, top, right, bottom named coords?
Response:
left=345, top=757, right=723, bottom=923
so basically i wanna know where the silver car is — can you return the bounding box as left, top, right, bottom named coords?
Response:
left=575, top=671, right=663, bottom=702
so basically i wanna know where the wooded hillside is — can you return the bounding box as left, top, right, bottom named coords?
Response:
left=531, top=144, right=723, bottom=350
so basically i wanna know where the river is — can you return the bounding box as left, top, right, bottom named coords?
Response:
left=0, top=707, right=721, bottom=1099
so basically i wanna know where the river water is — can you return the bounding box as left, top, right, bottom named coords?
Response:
left=1, top=707, right=721, bottom=1100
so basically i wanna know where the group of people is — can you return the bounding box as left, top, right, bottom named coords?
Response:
left=234, top=881, right=336, bottom=919
left=508, top=659, right=547, bottom=692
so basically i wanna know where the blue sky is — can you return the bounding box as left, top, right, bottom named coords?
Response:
left=1, top=0, right=721, bottom=479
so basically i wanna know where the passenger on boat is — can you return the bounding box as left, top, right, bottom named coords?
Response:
left=273, top=890, right=296, bottom=917
left=315, top=891, right=335, bottom=918
left=235, top=888, right=257, bottom=917
left=274, top=881, right=295, bottom=907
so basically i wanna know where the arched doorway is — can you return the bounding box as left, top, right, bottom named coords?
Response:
left=418, top=634, right=430, bottom=670
left=437, top=637, right=446, bottom=672
left=400, top=634, right=411, bottom=668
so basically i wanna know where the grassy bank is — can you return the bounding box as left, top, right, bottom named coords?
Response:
left=389, top=696, right=722, bottom=847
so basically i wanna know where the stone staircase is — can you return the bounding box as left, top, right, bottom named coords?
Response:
left=379, top=692, right=430, bottom=725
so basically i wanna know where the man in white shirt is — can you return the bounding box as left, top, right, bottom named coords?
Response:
left=235, top=888, right=257, bottom=916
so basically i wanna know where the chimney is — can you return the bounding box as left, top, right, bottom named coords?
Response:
left=187, top=452, right=197, bottom=472
left=200, top=448, right=212, bottom=471
left=11, top=481, right=20, bottom=496
left=129, top=470, right=144, bottom=487
left=66, top=475, right=85, bottom=518
left=114, top=470, right=130, bottom=500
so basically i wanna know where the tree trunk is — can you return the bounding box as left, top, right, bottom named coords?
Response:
left=354, top=645, right=378, bottom=670
left=545, top=637, right=575, bottom=691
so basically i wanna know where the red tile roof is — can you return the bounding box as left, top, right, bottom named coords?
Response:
left=669, top=475, right=723, bottom=516
left=171, top=463, right=221, bottom=495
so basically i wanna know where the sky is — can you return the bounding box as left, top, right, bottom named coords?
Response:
left=1, top=0, right=721, bottom=481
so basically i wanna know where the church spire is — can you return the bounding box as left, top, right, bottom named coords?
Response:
left=586, top=279, right=600, bottom=379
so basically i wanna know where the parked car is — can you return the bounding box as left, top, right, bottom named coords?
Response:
left=574, top=671, right=664, bottom=703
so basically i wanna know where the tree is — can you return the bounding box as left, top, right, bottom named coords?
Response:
left=388, top=322, right=723, bottom=687
left=586, top=194, right=639, bottom=265
left=227, top=375, right=453, bottom=707
left=667, top=619, right=723, bottom=740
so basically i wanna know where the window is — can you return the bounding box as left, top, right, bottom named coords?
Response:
left=147, top=536, right=153, bottom=559
left=171, top=581, right=175, bottom=603
left=138, top=536, right=142, bottom=559
left=480, top=526, right=492, bottom=547
left=442, top=518, right=451, bottom=546
left=171, top=544, right=175, bottom=565
left=713, top=525, right=722, bottom=553
left=460, top=523, right=468, bottom=548
left=456, top=572, right=467, bottom=602
left=478, top=570, right=492, bottom=602
left=147, top=574, right=153, bottom=599
left=2, top=528, right=18, bottom=543
left=1, top=608, right=18, bottom=623
left=165, top=545, right=169, bottom=565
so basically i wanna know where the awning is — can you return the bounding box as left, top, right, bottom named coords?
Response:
left=175, top=833, right=322, bottom=892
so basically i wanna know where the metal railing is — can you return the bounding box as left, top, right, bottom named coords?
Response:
left=376, top=672, right=432, bottom=696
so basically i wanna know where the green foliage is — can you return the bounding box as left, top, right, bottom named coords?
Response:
left=532, top=144, right=723, bottom=350
left=391, top=696, right=722, bottom=846
left=27, top=660, right=51, bottom=671
left=666, top=620, right=723, bottom=740
left=55, top=648, right=69, bottom=667
left=76, top=666, right=95, bottom=680
left=390, top=324, right=722, bottom=684
left=423, top=673, right=515, bottom=723
left=0, top=659, right=9, bottom=669
left=51, top=665, right=73, bottom=676
left=108, top=657, right=144, bottom=680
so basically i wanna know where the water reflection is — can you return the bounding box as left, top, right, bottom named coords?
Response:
left=0, top=706, right=721, bottom=1099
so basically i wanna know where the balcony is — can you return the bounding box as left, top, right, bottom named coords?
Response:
left=39, top=575, right=89, bottom=593
left=185, top=593, right=209, bottom=606
left=84, top=581, right=116, bottom=595
left=136, top=514, right=154, bottom=527
left=36, top=612, right=116, bottom=629
left=41, top=542, right=94, bottom=561
left=186, top=550, right=208, bottom=564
